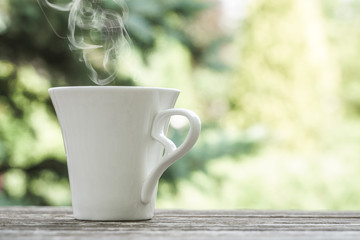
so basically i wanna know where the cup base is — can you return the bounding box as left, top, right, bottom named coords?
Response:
left=72, top=208, right=155, bottom=221
left=74, top=216, right=153, bottom=222
left=73, top=213, right=154, bottom=221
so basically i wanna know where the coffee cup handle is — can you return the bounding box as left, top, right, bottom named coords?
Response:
left=141, top=108, right=201, bottom=204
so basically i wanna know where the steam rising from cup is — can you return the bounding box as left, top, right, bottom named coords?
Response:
left=38, top=0, right=131, bottom=85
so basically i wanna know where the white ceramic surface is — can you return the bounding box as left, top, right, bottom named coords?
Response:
left=49, top=87, right=201, bottom=221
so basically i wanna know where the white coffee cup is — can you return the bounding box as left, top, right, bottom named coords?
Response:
left=49, top=86, right=201, bottom=221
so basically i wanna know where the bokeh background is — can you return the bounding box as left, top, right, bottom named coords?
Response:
left=1, top=0, right=360, bottom=210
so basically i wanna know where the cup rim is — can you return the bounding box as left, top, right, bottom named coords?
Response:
left=48, top=86, right=180, bottom=93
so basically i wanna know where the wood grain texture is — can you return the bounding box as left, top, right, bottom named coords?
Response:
left=0, top=207, right=360, bottom=239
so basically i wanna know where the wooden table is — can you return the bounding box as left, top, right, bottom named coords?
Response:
left=1, top=207, right=360, bottom=239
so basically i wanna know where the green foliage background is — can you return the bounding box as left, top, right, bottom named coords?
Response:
left=1, top=0, right=360, bottom=209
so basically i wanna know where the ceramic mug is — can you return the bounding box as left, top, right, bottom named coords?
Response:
left=49, top=86, right=201, bottom=221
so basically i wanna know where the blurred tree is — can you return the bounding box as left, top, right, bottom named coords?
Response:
left=321, top=0, right=360, bottom=117
left=228, top=0, right=341, bottom=149
left=0, top=0, right=227, bottom=205
left=154, top=0, right=360, bottom=210
left=6, top=0, right=359, bottom=210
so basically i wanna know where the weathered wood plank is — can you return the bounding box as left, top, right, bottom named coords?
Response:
left=0, top=207, right=360, bottom=240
